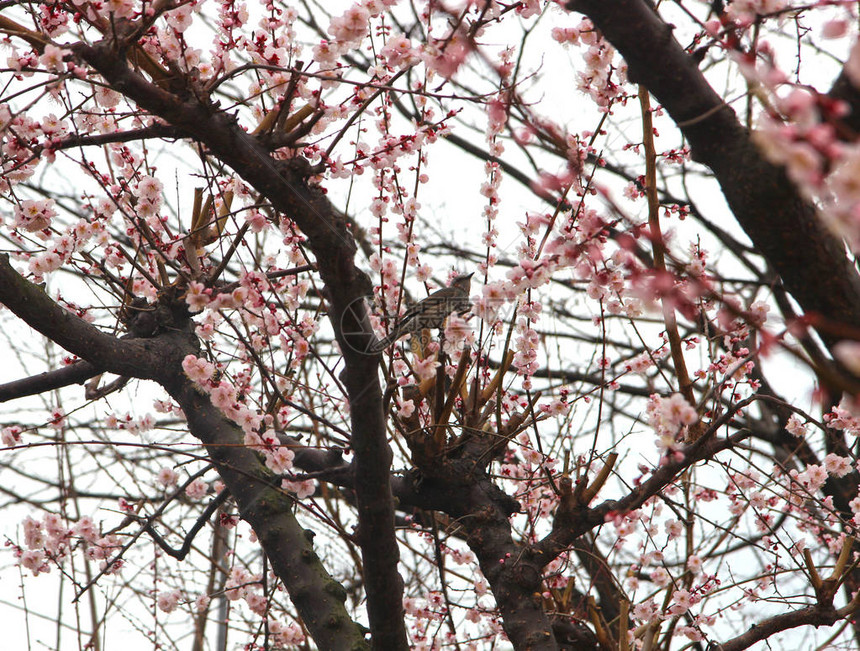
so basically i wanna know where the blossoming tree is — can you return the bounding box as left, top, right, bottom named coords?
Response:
left=4, top=0, right=860, bottom=649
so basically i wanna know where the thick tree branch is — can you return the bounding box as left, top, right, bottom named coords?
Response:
left=169, top=380, right=368, bottom=650
left=0, top=360, right=100, bottom=402
left=394, top=459, right=559, bottom=649
left=713, top=602, right=850, bottom=651
left=53, top=123, right=184, bottom=149
left=0, top=254, right=162, bottom=378
left=830, top=70, right=860, bottom=136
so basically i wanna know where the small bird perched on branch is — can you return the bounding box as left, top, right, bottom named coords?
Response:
left=370, top=273, right=473, bottom=353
